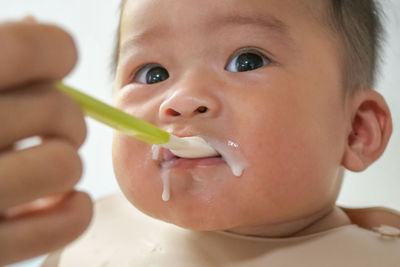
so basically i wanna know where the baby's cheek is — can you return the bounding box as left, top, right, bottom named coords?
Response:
left=112, top=134, right=161, bottom=208
left=245, top=127, right=336, bottom=220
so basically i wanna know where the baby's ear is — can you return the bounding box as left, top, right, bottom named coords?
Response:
left=341, top=90, right=392, bottom=172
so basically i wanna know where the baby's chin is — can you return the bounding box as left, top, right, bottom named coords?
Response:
left=138, top=201, right=250, bottom=232
left=118, top=170, right=252, bottom=231
left=118, top=167, right=317, bottom=235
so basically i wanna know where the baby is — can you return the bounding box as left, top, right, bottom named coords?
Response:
left=1, top=0, right=399, bottom=266
left=51, top=0, right=399, bottom=265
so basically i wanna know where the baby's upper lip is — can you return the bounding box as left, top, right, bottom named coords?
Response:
left=169, top=131, right=196, bottom=138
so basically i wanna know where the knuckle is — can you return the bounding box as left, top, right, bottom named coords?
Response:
left=47, top=141, right=83, bottom=189
left=41, top=24, right=78, bottom=77
left=61, top=95, right=87, bottom=148
left=34, top=86, right=87, bottom=148
left=70, top=192, right=93, bottom=226
left=60, top=192, right=93, bottom=239
left=34, top=87, right=65, bottom=128
left=0, top=22, right=77, bottom=87
left=30, top=84, right=64, bottom=120
left=48, top=99, right=68, bottom=129
left=0, top=193, right=93, bottom=265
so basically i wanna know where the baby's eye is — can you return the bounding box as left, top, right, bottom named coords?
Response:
left=133, top=63, right=169, bottom=84
left=225, top=49, right=271, bottom=72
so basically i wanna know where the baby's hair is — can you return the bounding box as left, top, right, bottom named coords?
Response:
left=111, top=0, right=384, bottom=93
left=323, top=0, right=384, bottom=93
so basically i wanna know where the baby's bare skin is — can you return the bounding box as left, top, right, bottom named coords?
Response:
left=0, top=20, right=92, bottom=265
left=112, top=0, right=392, bottom=237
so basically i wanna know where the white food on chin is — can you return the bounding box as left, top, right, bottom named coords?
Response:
left=161, top=169, right=171, bottom=202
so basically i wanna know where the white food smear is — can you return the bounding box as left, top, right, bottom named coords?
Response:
left=207, top=138, right=248, bottom=177
left=151, top=145, right=161, bottom=160
left=151, top=137, right=248, bottom=201
left=152, top=145, right=170, bottom=201
left=161, top=168, right=171, bottom=202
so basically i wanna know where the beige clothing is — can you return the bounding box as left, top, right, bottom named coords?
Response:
left=43, top=193, right=400, bottom=267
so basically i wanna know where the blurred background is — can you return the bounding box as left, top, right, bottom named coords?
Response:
left=0, top=0, right=399, bottom=266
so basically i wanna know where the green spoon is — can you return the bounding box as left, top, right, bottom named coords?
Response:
left=57, top=82, right=218, bottom=158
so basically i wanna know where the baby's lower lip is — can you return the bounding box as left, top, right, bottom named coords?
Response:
left=162, top=156, right=224, bottom=169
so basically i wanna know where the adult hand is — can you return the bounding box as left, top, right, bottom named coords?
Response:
left=0, top=19, right=93, bottom=265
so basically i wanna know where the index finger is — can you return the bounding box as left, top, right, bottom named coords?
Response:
left=0, top=21, right=77, bottom=90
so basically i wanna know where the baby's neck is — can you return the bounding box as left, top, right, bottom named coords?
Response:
left=227, top=206, right=352, bottom=238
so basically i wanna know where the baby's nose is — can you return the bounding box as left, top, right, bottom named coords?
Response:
left=159, top=89, right=220, bottom=121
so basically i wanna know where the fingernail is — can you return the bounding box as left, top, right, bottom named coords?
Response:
left=21, top=15, right=37, bottom=23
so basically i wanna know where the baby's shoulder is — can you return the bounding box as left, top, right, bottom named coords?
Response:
left=342, top=205, right=400, bottom=230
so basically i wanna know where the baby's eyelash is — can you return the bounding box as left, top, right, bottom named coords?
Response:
left=225, top=46, right=275, bottom=73
left=228, top=47, right=274, bottom=63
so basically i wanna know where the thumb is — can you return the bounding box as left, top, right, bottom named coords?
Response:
left=21, top=15, right=38, bottom=23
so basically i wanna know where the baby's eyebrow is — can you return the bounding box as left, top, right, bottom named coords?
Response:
left=211, top=13, right=289, bottom=34
left=209, top=13, right=294, bottom=46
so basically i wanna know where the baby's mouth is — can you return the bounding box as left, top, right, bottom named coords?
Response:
left=151, top=135, right=247, bottom=177
left=154, top=145, right=224, bottom=202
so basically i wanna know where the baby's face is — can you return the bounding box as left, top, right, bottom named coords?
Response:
left=113, top=0, right=348, bottom=232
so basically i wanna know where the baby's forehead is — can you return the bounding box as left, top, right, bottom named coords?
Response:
left=120, top=0, right=328, bottom=39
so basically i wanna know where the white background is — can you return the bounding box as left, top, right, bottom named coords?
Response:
left=0, top=1, right=399, bottom=266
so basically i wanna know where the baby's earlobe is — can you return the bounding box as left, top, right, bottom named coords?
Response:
left=342, top=131, right=367, bottom=172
